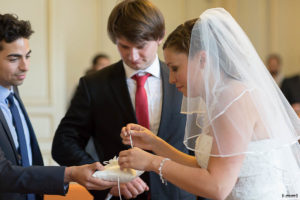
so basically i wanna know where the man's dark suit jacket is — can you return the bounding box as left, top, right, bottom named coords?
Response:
left=0, top=89, right=66, bottom=200
left=52, top=61, right=197, bottom=200
left=281, top=75, right=300, bottom=105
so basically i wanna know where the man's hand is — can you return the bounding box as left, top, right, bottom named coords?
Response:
left=109, top=177, right=149, bottom=199
left=65, top=162, right=117, bottom=190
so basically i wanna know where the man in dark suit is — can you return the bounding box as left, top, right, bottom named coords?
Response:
left=51, top=0, right=196, bottom=199
left=281, top=74, right=300, bottom=117
left=0, top=13, right=116, bottom=200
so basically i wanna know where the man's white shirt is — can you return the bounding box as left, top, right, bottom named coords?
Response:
left=123, top=55, right=162, bottom=135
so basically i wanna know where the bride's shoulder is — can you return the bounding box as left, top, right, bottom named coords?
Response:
left=215, top=80, right=259, bottom=121
left=228, top=80, right=252, bottom=92
left=219, top=80, right=254, bottom=104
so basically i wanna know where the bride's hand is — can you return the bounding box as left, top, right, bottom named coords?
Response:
left=120, top=123, right=157, bottom=151
left=118, top=147, right=157, bottom=171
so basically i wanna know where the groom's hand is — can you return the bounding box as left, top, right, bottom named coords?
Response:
left=109, top=177, right=149, bottom=199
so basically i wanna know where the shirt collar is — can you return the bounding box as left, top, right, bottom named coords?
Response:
left=0, top=85, right=14, bottom=104
left=123, top=55, right=160, bottom=79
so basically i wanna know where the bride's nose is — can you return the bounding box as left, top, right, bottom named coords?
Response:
left=169, top=71, right=176, bottom=84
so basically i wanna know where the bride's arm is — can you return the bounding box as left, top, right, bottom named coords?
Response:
left=155, top=154, right=244, bottom=199
left=121, top=124, right=198, bottom=167
left=152, top=136, right=198, bottom=167
left=119, top=146, right=245, bottom=199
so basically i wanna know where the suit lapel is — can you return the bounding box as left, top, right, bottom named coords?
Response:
left=157, top=61, right=172, bottom=138
left=109, top=61, right=136, bottom=123
left=0, top=109, right=19, bottom=161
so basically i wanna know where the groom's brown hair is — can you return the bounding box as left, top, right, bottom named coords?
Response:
left=107, top=0, right=165, bottom=44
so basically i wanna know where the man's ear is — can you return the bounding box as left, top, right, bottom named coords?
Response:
left=157, top=38, right=164, bottom=45
left=157, top=31, right=165, bottom=45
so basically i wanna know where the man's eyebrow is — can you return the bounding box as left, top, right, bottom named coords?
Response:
left=120, top=43, right=128, bottom=47
left=26, top=50, right=32, bottom=56
left=137, top=42, right=146, bottom=47
left=7, top=50, right=32, bottom=58
left=7, top=54, right=22, bottom=58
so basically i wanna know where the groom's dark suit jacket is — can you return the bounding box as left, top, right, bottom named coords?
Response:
left=52, top=60, right=197, bottom=200
left=0, top=89, right=66, bottom=200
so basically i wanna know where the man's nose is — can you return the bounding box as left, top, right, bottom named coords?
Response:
left=19, top=58, right=29, bottom=72
left=129, top=48, right=140, bottom=62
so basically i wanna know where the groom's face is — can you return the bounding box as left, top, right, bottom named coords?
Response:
left=116, top=37, right=162, bottom=70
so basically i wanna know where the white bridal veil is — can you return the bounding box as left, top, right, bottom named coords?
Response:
left=181, top=7, right=300, bottom=190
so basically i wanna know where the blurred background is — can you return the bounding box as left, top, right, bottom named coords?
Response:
left=1, top=0, right=299, bottom=165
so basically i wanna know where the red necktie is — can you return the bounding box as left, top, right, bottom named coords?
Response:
left=132, top=74, right=152, bottom=200
left=132, top=73, right=151, bottom=129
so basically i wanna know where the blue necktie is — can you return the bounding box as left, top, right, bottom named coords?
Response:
left=7, top=93, right=35, bottom=200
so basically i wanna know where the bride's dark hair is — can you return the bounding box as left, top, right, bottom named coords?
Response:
left=163, top=17, right=242, bottom=80
left=163, top=18, right=198, bottom=54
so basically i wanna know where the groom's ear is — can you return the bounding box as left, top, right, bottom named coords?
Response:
left=157, top=37, right=164, bottom=45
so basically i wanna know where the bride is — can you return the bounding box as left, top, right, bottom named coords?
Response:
left=118, top=8, right=300, bottom=199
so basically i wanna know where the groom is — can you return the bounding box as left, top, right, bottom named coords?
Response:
left=52, top=0, right=197, bottom=199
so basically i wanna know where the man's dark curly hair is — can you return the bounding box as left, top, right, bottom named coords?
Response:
left=0, top=13, right=34, bottom=50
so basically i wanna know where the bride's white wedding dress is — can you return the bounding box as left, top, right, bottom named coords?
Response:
left=181, top=7, right=300, bottom=200
left=195, top=135, right=298, bottom=200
